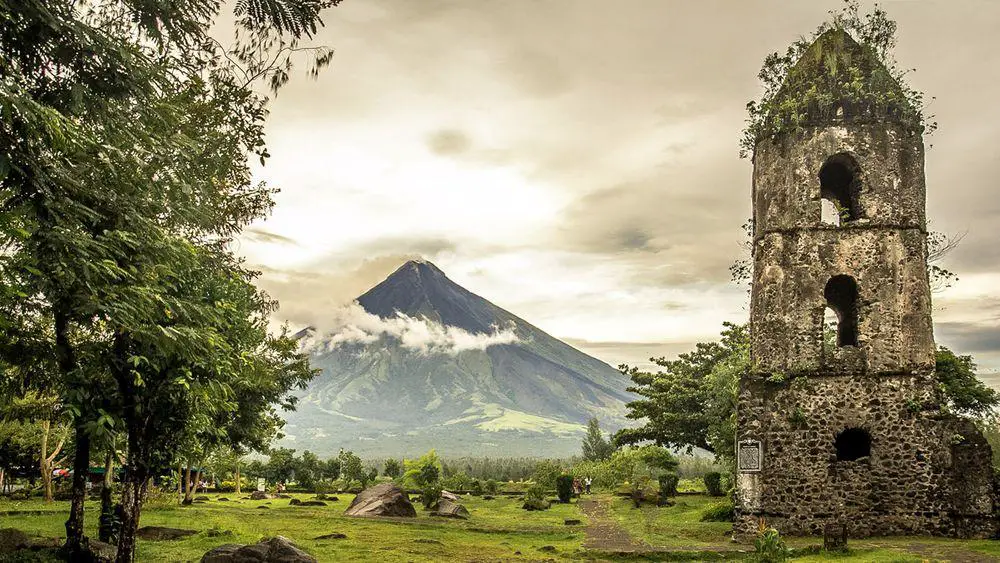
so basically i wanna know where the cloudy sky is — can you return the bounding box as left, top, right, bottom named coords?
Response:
left=233, top=0, right=1000, bottom=384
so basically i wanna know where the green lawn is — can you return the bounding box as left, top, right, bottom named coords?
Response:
left=1, top=493, right=587, bottom=562
left=607, top=494, right=1000, bottom=562
left=4, top=493, right=999, bottom=562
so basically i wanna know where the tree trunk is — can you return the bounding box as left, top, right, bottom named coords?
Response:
left=98, top=450, right=116, bottom=543
left=64, top=423, right=91, bottom=555
left=235, top=462, right=241, bottom=495
left=115, top=464, right=149, bottom=563
left=193, top=467, right=203, bottom=495
left=40, top=419, right=53, bottom=502
left=182, top=465, right=192, bottom=504
left=176, top=464, right=182, bottom=498
left=0, top=467, right=5, bottom=492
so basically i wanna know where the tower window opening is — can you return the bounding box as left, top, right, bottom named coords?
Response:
left=819, top=153, right=863, bottom=223
left=824, top=275, right=859, bottom=347
left=835, top=427, right=871, bottom=461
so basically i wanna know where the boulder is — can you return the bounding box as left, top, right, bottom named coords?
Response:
left=433, top=498, right=469, bottom=519
left=564, top=519, right=582, bottom=526
left=217, top=497, right=230, bottom=502
left=137, top=526, right=198, bottom=541
left=249, top=491, right=270, bottom=500
left=522, top=498, right=550, bottom=511
left=298, top=500, right=327, bottom=507
left=275, top=493, right=291, bottom=499
left=440, top=490, right=460, bottom=501
left=195, top=495, right=211, bottom=501
left=315, top=495, right=338, bottom=501
left=344, top=483, right=417, bottom=518
left=201, top=536, right=316, bottom=563
left=289, top=498, right=302, bottom=506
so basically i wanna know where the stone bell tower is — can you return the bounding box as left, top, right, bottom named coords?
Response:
left=735, top=29, right=997, bottom=539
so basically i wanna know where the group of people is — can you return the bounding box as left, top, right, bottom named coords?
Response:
left=571, top=476, right=593, bottom=496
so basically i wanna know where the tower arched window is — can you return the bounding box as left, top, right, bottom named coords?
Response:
left=819, top=153, right=863, bottom=224
left=824, top=275, right=859, bottom=347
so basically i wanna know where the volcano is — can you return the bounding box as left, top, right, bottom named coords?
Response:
left=278, top=260, right=634, bottom=457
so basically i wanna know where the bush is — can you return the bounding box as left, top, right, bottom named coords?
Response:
left=314, top=481, right=333, bottom=495
left=704, top=472, right=724, bottom=496
left=420, top=483, right=442, bottom=510
left=555, top=474, right=574, bottom=503
left=522, top=483, right=550, bottom=511
left=484, top=479, right=499, bottom=495
left=628, top=476, right=657, bottom=508
left=658, top=473, right=679, bottom=498
left=750, top=524, right=789, bottom=562
left=700, top=501, right=735, bottom=522
left=470, top=479, right=484, bottom=496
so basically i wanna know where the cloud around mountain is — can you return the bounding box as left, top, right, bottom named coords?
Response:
left=306, top=302, right=519, bottom=355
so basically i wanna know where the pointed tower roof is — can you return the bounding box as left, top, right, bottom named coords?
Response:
left=769, top=28, right=916, bottom=128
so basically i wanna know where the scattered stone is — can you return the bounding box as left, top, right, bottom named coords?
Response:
left=275, top=493, right=291, bottom=499
left=344, top=483, right=417, bottom=518
left=513, top=551, right=521, bottom=555
left=200, top=536, right=316, bottom=563
left=538, top=545, right=557, bottom=552
left=314, top=533, right=347, bottom=540
left=297, top=500, right=327, bottom=507
left=257, top=506, right=270, bottom=509
left=195, top=495, right=211, bottom=501
left=315, top=495, right=338, bottom=502
left=249, top=491, right=270, bottom=500
left=413, top=538, right=443, bottom=545
left=522, top=499, right=550, bottom=511
left=218, top=498, right=230, bottom=502
left=440, top=490, right=460, bottom=501
left=564, top=519, right=582, bottom=526
left=205, top=528, right=234, bottom=537
left=193, top=499, right=208, bottom=504
left=289, top=498, right=302, bottom=506
left=137, top=526, right=198, bottom=541
left=433, top=498, right=469, bottom=519
left=482, top=495, right=494, bottom=500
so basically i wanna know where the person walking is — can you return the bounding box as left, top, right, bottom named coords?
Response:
left=584, top=476, right=592, bottom=495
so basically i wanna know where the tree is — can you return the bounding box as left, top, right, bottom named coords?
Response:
left=935, top=348, right=999, bottom=418
left=402, top=449, right=442, bottom=489
left=615, top=323, right=746, bottom=464
left=1, top=0, right=339, bottom=558
left=266, top=448, right=298, bottom=484
left=383, top=458, right=402, bottom=479
left=581, top=417, right=614, bottom=462
left=339, top=450, right=367, bottom=487
left=322, top=457, right=341, bottom=481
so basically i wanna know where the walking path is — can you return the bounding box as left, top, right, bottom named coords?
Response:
left=577, top=496, right=651, bottom=553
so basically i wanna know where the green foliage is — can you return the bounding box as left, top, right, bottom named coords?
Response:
left=703, top=472, right=723, bottom=497
left=581, top=417, right=614, bottom=462
left=402, top=449, right=442, bottom=489
left=740, top=0, right=933, bottom=158
left=470, top=479, right=484, bottom=496
left=571, top=446, right=677, bottom=490
left=484, top=479, right=499, bottom=495
left=420, top=483, right=442, bottom=510
left=935, top=347, right=1000, bottom=418
left=530, top=459, right=563, bottom=489
left=521, top=483, right=550, bottom=511
left=700, top=501, right=735, bottom=522
left=555, top=474, right=574, bottom=503
left=658, top=473, right=679, bottom=498
left=338, top=450, right=368, bottom=488
left=616, top=322, right=746, bottom=469
left=751, top=524, right=790, bottom=562
left=383, top=458, right=402, bottom=479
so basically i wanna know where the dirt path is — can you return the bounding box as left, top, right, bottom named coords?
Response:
left=577, top=497, right=650, bottom=553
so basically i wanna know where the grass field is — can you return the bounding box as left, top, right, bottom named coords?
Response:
left=2, top=492, right=999, bottom=561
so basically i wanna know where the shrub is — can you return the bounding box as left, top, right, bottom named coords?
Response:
left=700, top=501, right=735, bottom=522
left=314, top=481, right=333, bottom=495
left=522, top=483, right=550, bottom=511
left=704, top=472, right=724, bottom=496
left=484, top=479, right=499, bottom=495
left=420, top=483, right=442, bottom=510
left=555, top=474, right=574, bottom=503
left=470, top=479, right=484, bottom=496
left=628, top=476, right=657, bottom=508
left=658, top=473, right=679, bottom=498
left=750, top=523, right=789, bottom=562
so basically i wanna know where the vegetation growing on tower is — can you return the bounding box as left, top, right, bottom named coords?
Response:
left=740, top=0, right=936, bottom=158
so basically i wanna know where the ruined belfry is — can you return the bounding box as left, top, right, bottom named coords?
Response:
left=736, top=29, right=998, bottom=538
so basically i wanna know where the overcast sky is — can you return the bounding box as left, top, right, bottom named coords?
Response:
left=233, top=0, right=1000, bottom=385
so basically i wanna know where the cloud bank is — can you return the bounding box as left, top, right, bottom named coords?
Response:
left=306, top=302, right=518, bottom=355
